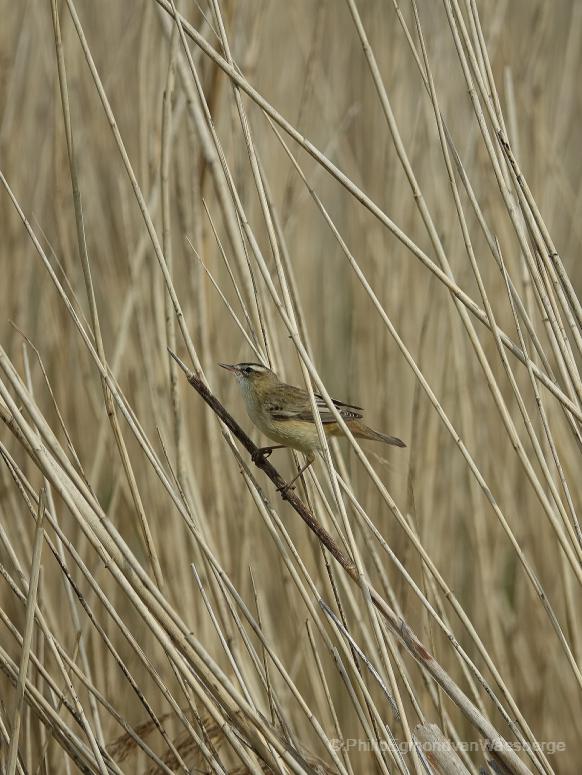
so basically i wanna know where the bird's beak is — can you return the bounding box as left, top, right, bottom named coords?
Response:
left=219, top=362, right=238, bottom=373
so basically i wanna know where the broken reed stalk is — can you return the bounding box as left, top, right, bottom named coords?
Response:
left=169, top=349, right=531, bottom=775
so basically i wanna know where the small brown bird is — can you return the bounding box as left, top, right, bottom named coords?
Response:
left=220, top=362, right=405, bottom=490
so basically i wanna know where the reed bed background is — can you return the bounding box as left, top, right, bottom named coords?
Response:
left=0, top=1, right=581, bottom=773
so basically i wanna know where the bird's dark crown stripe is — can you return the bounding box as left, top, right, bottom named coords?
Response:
left=237, top=362, right=269, bottom=370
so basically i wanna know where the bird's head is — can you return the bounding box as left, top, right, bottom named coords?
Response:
left=219, top=362, right=279, bottom=392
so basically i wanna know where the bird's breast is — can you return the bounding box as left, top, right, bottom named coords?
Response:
left=241, top=387, right=320, bottom=453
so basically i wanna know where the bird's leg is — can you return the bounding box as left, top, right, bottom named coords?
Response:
left=251, top=445, right=286, bottom=464
left=278, top=452, right=315, bottom=494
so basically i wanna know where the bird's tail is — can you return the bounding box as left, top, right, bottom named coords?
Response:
left=347, top=421, right=406, bottom=448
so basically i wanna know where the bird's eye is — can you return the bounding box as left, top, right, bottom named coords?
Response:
left=243, top=367, right=251, bottom=374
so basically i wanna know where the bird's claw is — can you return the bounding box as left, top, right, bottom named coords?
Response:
left=277, top=481, right=295, bottom=495
left=251, top=447, right=272, bottom=464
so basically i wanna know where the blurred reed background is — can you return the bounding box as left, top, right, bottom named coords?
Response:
left=0, top=1, right=581, bottom=773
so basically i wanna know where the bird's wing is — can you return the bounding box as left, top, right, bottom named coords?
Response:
left=266, top=384, right=363, bottom=424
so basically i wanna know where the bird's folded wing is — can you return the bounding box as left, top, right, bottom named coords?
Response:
left=267, top=385, right=364, bottom=424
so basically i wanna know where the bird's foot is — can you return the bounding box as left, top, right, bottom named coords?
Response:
left=251, top=447, right=273, bottom=464
left=276, top=481, right=295, bottom=495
